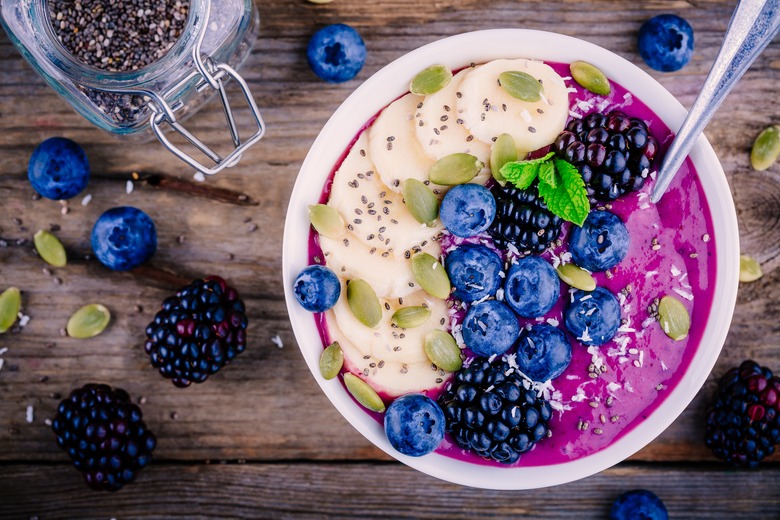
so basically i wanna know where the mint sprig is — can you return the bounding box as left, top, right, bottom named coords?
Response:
left=499, top=153, right=589, bottom=226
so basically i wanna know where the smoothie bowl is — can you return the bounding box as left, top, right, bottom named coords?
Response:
left=282, top=29, right=739, bottom=489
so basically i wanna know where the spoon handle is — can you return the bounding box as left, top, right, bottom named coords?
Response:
left=651, top=0, right=780, bottom=203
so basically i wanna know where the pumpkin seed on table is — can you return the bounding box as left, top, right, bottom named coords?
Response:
left=498, top=71, right=543, bottom=102
left=319, top=341, right=344, bottom=380
left=490, top=133, right=517, bottom=185
left=391, top=305, right=431, bottom=329
left=402, top=179, right=439, bottom=226
left=739, top=255, right=763, bottom=283
left=410, top=64, right=453, bottom=96
left=66, top=303, right=111, bottom=339
left=570, top=61, right=611, bottom=96
left=424, top=330, right=462, bottom=372
left=556, top=263, right=596, bottom=291
left=750, top=125, right=780, bottom=171
left=34, top=229, right=67, bottom=267
left=343, top=372, right=385, bottom=412
left=308, top=204, right=345, bottom=239
left=428, top=153, right=484, bottom=186
left=657, top=295, right=690, bottom=341
left=0, top=287, right=21, bottom=334
left=411, top=252, right=451, bottom=300
left=346, top=279, right=383, bottom=328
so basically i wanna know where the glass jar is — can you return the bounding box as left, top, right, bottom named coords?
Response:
left=0, top=0, right=264, bottom=176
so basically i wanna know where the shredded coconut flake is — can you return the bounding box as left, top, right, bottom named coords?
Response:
left=673, top=288, right=694, bottom=301
left=194, top=172, right=206, bottom=182
left=546, top=317, right=559, bottom=327
left=126, top=180, right=134, bottom=194
left=26, top=405, right=34, bottom=423
left=271, top=335, right=283, bottom=348
left=81, top=194, right=93, bottom=206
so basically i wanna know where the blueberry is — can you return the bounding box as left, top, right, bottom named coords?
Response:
left=610, top=489, right=669, bottom=520
left=28, top=137, right=90, bottom=200
left=638, top=14, right=694, bottom=72
left=514, top=324, right=572, bottom=382
left=439, top=184, right=497, bottom=237
left=445, top=244, right=502, bottom=303
left=384, top=394, right=445, bottom=457
left=307, top=24, right=366, bottom=83
left=293, top=265, right=341, bottom=312
left=564, top=287, right=621, bottom=346
left=503, top=256, right=560, bottom=318
left=569, top=211, right=629, bottom=272
left=462, top=300, right=520, bottom=357
left=91, top=207, right=157, bottom=271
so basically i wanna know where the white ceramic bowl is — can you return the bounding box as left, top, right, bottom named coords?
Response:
left=282, top=29, right=739, bottom=490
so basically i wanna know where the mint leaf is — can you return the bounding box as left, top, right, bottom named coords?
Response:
left=538, top=161, right=556, bottom=188
left=537, top=159, right=590, bottom=226
left=500, top=152, right=555, bottom=189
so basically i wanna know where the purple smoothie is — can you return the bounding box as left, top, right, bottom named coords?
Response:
left=307, top=61, right=716, bottom=467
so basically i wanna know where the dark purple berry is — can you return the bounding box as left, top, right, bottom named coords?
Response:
left=488, top=183, right=563, bottom=254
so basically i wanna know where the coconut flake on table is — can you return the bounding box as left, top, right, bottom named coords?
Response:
left=271, top=335, right=283, bottom=348
left=126, top=180, right=134, bottom=194
left=81, top=193, right=93, bottom=206
left=17, top=313, right=30, bottom=328
left=26, top=405, right=34, bottom=423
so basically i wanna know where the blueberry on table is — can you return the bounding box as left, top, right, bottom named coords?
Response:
left=445, top=244, right=502, bottom=303
left=638, top=14, right=694, bottom=72
left=91, top=207, right=157, bottom=271
left=439, top=184, right=497, bottom=237
left=462, top=300, right=520, bottom=357
left=569, top=210, right=629, bottom=272
left=515, top=324, right=572, bottom=382
left=293, top=265, right=341, bottom=312
left=384, top=394, right=445, bottom=457
left=28, top=137, right=90, bottom=200
left=564, top=287, right=621, bottom=346
left=610, top=489, right=669, bottom=520
left=307, top=24, right=367, bottom=83
left=503, top=256, right=560, bottom=318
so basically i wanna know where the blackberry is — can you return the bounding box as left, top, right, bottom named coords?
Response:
left=705, top=360, right=780, bottom=468
left=52, top=384, right=156, bottom=491
left=144, top=275, right=248, bottom=387
left=439, top=357, right=553, bottom=464
left=487, top=183, right=563, bottom=254
left=554, top=111, right=659, bottom=201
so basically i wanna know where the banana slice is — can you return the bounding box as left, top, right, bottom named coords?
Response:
left=457, top=59, right=569, bottom=158
left=328, top=132, right=444, bottom=257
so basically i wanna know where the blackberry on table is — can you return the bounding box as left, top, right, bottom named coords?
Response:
left=144, top=275, right=248, bottom=387
left=488, top=183, right=563, bottom=254
left=705, top=360, right=780, bottom=468
left=439, top=357, right=553, bottom=464
left=52, top=384, right=156, bottom=491
left=554, top=111, right=659, bottom=201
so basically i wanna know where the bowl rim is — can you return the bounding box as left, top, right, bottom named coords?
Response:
left=282, top=28, right=739, bottom=490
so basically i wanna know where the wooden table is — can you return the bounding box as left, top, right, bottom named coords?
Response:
left=1, top=1, right=779, bottom=517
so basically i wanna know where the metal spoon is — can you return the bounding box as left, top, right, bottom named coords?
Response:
left=651, top=0, right=780, bottom=203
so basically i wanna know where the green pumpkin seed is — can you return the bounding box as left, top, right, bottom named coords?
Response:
left=490, top=133, right=517, bottom=185
left=498, top=71, right=543, bottom=102
left=739, top=255, right=763, bottom=283
left=33, top=230, right=67, bottom=268
left=658, top=296, right=690, bottom=341
left=343, top=372, right=385, bottom=412
left=66, top=303, right=111, bottom=339
left=424, top=330, right=462, bottom=372
left=308, top=204, right=345, bottom=239
left=428, top=153, right=484, bottom=186
left=750, top=125, right=780, bottom=171
left=402, top=179, right=439, bottom=226
left=556, top=263, right=596, bottom=291
left=410, top=64, right=453, bottom=96
left=391, top=305, right=431, bottom=329
left=319, top=342, right=344, bottom=380
left=346, top=279, right=383, bottom=328
left=0, top=287, right=21, bottom=334
left=570, top=61, right=611, bottom=96
left=411, top=252, right=451, bottom=299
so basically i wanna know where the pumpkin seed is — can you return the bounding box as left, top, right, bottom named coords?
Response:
left=739, top=255, right=763, bottom=283
left=410, top=64, right=453, bottom=96
left=658, top=296, right=690, bottom=341
left=402, top=179, right=439, bottom=226
left=66, top=303, right=111, bottom=339
left=346, top=279, right=383, bottom=328
left=344, top=372, right=385, bottom=412
left=750, top=125, right=780, bottom=171
left=411, top=252, right=451, bottom=299
left=391, top=305, right=431, bottom=329
left=498, top=71, right=543, bottom=102
left=428, top=153, right=484, bottom=186
left=556, top=263, right=596, bottom=291
left=570, top=61, right=611, bottom=96
left=0, top=287, right=21, bottom=334
left=319, top=342, right=344, bottom=380
left=308, top=204, right=345, bottom=239
left=490, top=133, right=517, bottom=185
left=424, top=330, right=462, bottom=372
left=33, top=230, right=67, bottom=268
